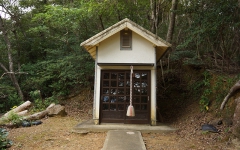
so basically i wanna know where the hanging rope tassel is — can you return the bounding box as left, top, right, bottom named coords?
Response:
left=126, top=66, right=135, bottom=117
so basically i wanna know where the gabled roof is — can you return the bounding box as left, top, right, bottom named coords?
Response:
left=80, top=18, right=171, bottom=61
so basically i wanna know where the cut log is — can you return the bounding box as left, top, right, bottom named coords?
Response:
left=4, top=101, right=31, bottom=117
left=220, top=80, right=240, bottom=110
left=24, top=110, right=48, bottom=120
left=23, top=103, right=59, bottom=120
left=17, top=110, right=28, bottom=116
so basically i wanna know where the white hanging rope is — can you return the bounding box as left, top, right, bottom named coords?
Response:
left=126, top=65, right=135, bottom=116
left=130, top=65, right=133, bottom=106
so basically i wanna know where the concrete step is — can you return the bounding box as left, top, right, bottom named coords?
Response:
left=73, top=120, right=177, bottom=133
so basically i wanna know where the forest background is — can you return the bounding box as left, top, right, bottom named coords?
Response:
left=0, top=0, right=239, bottom=114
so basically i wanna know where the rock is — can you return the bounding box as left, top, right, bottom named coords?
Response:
left=31, top=120, right=42, bottom=125
left=22, top=120, right=31, bottom=127
left=71, top=130, right=89, bottom=135
left=47, top=104, right=67, bottom=117
left=232, top=138, right=240, bottom=149
left=222, top=117, right=233, bottom=126
left=209, top=119, right=222, bottom=126
left=201, top=124, right=218, bottom=133
left=88, top=109, right=93, bottom=115
left=22, top=120, right=42, bottom=127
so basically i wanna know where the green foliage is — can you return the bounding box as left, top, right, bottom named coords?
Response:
left=0, top=111, right=22, bottom=127
left=29, top=90, right=57, bottom=112
left=170, top=50, right=195, bottom=61
left=170, top=50, right=204, bottom=66
left=199, top=71, right=212, bottom=111
left=0, top=0, right=239, bottom=113
left=0, top=128, right=13, bottom=149
left=212, top=75, right=238, bottom=105
left=22, top=52, right=94, bottom=99
left=177, top=0, right=239, bottom=71
left=0, top=92, right=22, bottom=113
left=188, top=79, right=204, bottom=98
left=197, top=72, right=239, bottom=111
left=183, top=56, right=204, bottom=66
left=6, top=94, right=22, bottom=110
left=7, top=111, right=23, bottom=126
left=33, top=97, right=57, bottom=112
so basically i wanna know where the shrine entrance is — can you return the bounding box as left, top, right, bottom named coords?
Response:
left=100, top=70, right=150, bottom=124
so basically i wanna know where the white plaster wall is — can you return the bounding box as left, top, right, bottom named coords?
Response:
left=98, top=31, right=155, bottom=63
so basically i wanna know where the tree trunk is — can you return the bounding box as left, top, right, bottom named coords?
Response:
left=0, top=16, right=24, bottom=100
left=232, top=97, right=240, bottom=137
left=99, top=15, right=105, bottom=30
left=166, top=0, right=178, bottom=43
left=220, top=80, right=240, bottom=110
left=150, top=0, right=161, bottom=34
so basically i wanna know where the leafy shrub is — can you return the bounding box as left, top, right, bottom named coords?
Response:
left=21, top=53, right=94, bottom=99
left=0, top=128, right=13, bottom=149
left=0, top=92, right=22, bottom=113
left=212, top=76, right=235, bottom=105
left=7, top=111, right=23, bottom=126
left=199, top=71, right=212, bottom=111
left=170, top=50, right=195, bottom=62
left=0, top=111, right=23, bottom=126
left=30, top=90, right=58, bottom=112
left=170, top=50, right=204, bottom=67
left=198, top=72, right=239, bottom=111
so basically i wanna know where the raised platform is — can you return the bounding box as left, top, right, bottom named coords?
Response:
left=73, top=119, right=177, bottom=133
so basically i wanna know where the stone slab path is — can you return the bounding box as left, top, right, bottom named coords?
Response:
left=102, top=130, right=146, bottom=150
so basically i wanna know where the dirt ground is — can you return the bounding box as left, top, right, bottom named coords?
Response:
left=5, top=93, right=240, bottom=150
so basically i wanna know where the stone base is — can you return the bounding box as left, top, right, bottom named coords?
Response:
left=93, top=119, right=99, bottom=125
left=151, top=120, right=157, bottom=126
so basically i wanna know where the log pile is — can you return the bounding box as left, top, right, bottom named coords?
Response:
left=3, top=101, right=31, bottom=118
left=1, top=101, right=67, bottom=125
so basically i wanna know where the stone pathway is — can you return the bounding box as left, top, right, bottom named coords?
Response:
left=102, top=130, right=146, bottom=150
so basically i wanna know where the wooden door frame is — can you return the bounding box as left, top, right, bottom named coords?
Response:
left=99, top=70, right=151, bottom=124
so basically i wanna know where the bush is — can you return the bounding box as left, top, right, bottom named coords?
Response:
left=30, top=90, right=58, bottom=112
left=0, top=111, right=23, bottom=127
left=7, top=111, right=23, bottom=126
left=0, top=92, right=22, bottom=113
left=21, top=53, right=94, bottom=99
left=0, top=128, right=13, bottom=149
left=199, top=71, right=212, bottom=111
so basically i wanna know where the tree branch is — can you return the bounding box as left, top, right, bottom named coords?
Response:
left=0, top=72, right=28, bottom=80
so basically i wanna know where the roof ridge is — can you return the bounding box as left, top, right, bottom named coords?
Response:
left=80, top=18, right=171, bottom=47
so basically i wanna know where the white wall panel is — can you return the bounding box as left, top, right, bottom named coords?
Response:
left=98, top=31, right=155, bottom=63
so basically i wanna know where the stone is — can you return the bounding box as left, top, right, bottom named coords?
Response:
left=209, top=118, right=222, bottom=126
left=94, top=119, right=99, bottom=125
left=47, top=104, right=67, bottom=116
left=71, top=130, right=89, bottom=135
left=88, top=109, right=93, bottom=115
left=222, top=117, right=233, bottom=126
left=201, top=124, right=218, bottom=133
